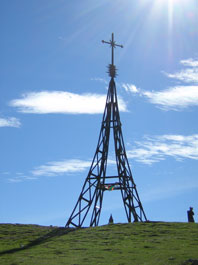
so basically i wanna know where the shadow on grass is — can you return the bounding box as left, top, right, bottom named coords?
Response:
left=0, top=227, right=75, bottom=256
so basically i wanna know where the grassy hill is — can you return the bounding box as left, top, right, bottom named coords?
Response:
left=0, top=222, right=198, bottom=265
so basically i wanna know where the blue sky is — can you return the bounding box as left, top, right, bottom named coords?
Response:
left=1, top=0, right=198, bottom=226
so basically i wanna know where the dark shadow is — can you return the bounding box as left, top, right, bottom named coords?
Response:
left=0, top=227, right=76, bottom=256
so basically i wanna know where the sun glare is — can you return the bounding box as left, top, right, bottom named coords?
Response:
left=151, top=0, right=191, bottom=28
left=154, top=0, right=190, bottom=11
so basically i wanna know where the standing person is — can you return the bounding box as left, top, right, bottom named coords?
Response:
left=187, top=207, right=195, bottom=223
left=108, top=214, right=114, bottom=224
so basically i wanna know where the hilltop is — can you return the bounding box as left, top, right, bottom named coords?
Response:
left=0, top=222, right=198, bottom=265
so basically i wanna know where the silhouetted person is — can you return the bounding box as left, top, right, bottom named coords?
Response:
left=187, top=207, right=195, bottom=223
left=108, top=214, right=114, bottom=224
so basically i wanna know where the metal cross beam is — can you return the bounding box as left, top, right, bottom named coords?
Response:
left=102, top=33, right=123, bottom=66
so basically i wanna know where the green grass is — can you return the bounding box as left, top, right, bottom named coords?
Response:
left=0, top=222, right=198, bottom=265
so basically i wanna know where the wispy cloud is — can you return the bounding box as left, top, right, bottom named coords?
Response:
left=143, top=86, right=198, bottom=110
left=0, top=117, right=21, bottom=128
left=123, top=58, right=198, bottom=111
left=32, top=159, right=91, bottom=176
left=32, top=158, right=117, bottom=177
left=10, top=91, right=127, bottom=114
left=180, top=58, right=198, bottom=68
left=164, top=69, right=198, bottom=83
left=122, top=84, right=198, bottom=111
left=8, top=176, right=38, bottom=183
left=122, top=83, right=139, bottom=94
left=7, top=158, right=116, bottom=183
left=6, top=133, right=198, bottom=182
left=7, top=159, right=91, bottom=183
left=127, top=134, right=198, bottom=165
left=164, top=58, right=198, bottom=83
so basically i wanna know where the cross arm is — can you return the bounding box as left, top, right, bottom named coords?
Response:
left=101, top=40, right=123, bottom=48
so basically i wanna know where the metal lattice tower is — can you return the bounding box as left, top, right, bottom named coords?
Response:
left=66, top=33, right=147, bottom=228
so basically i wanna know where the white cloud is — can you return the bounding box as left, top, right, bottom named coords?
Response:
left=8, top=176, right=38, bottom=183
left=127, top=134, right=198, bottom=164
left=5, top=133, right=198, bottom=182
left=143, top=86, right=198, bottom=110
left=165, top=69, right=198, bottom=83
left=32, top=159, right=91, bottom=176
left=5, top=159, right=92, bottom=183
left=0, top=117, right=21, bottom=128
left=122, top=83, right=139, bottom=93
left=123, top=58, right=198, bottom=111
left=8, top=178, right=23, bottom=183
left=32, top=158, right=117, bottom=177
left=123, top=84, right=198, bottom=111
left=180, top=58, right=198, bottom=67
left=5, top=158, right=116, bottom=183
left=145, top=58, right=198, bottom=110
left=164, top=58, right=198, bottom=83
left=10, top=91, right=127, bottom=114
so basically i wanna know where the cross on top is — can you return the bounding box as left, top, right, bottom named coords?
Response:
left=102, top=33, right=123, bottom=65
left=102, top=33, right=123, bottom=77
